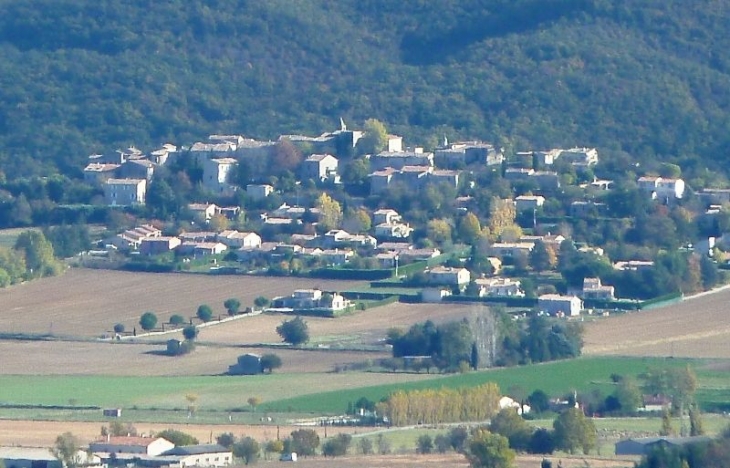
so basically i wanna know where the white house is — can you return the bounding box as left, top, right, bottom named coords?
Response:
left=475, top=277, right=524, bottom=297
left=217, top=230, right=262, bottom=249
left=373, top=208, right=401, bottom=225
left=104, top=178, right=147, bottom=206
left=581, top=277, right=615, bottom=300
left=374, top=222, right=413, bottom=239
left=637, top=176, right=685, bottom=200
left=538, top=294, right=583, bottom=317
left=426, top=266, right=471, bottom=288
left=301, top=154, right=338, bottom=181
left=203, top=157, right=238, bottom=194
left=89, top=436, right=175, bottom=456
left=188, top=203, right=218, bottom=222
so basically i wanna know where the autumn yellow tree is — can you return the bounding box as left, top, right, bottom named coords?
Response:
left=458, top=213, right=482, bottom=244
left=487, top=198, right=517, bottom=241
left=427, top=219, right=452, bottom=245
left=316, top=192, right=343, bottom=231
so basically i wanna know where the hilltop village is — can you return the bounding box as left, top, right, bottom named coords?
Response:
left=68, top=119, right=726, bottom=313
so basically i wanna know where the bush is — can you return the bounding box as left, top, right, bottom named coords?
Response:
left=182, top=325, right=198, bottom=341
left=276, top=316, right=309, bottom=345
left=170, top=314, right=186, bottom=326
left=260, top=353, right=283, bottom=373
left=197, top=304, right=213, bottom=322
left=113, top=323, right=125, bottom=334
left=139, top=312, right=158, bottom=331
left=322, top=433, right=352, bottom=457
left=224, top=298, right=241, bottom=315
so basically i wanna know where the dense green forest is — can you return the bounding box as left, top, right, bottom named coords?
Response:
left=1, top=0, right=730, bottom=179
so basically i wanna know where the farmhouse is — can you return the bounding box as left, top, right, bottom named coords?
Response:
left=475, top=277, right=524, bottom=297
left=217, top=230, right=261, bottom=249
left=139, top=236, right=182, bottom=256
left=90, top=436, right=175, bottom=456
left=272, top=289, right=350, bottom=312
left=581, top=277, right=615, bottom=300
left=426, top=266, right=471, bottom=288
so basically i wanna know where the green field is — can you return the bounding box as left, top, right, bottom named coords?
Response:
left=4, top=356, right=725, bottom=419
left=264, top=356, right=696, bottom=413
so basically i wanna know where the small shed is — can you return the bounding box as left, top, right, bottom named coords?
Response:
left=228, top=353, right=262, bottom=375
left=103, top=408, right=122, bottom=417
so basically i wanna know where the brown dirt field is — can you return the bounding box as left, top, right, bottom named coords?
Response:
left=196, top=302, right=491, bottom=346
left=0, top=340, right=389, bottom=375
left=284, top=454, right=634, bottom=468
left=584, top=287, right=730, bottom=358
left=0, top=420, right=361, bottom=447
left=0, top=269, right=364, bottom=337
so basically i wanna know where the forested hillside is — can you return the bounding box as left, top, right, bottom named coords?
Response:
left=1, top=0, right=730, bottom=179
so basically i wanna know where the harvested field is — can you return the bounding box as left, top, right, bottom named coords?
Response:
left=585, top=286, right=730, bottom=358
left=197, top=302, right=490, bottom=346
left=0, top=420, right=360, bottom=447
left=0, top=268, right=364, bottom=337
left=0, top=340, right=388, bottom=375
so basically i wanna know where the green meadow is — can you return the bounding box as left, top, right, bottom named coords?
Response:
left=4, top=356, right=728, bottom=422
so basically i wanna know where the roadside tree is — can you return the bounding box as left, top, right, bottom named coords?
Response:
left=197, top=304, right=214, bottom=322
left=464, top=429, right=515, bottom=468
left=233, top=437, right=260, bottom=465
left=224, top=298, right=241, bottom=315
left=552, top=408, right=596, bottom=454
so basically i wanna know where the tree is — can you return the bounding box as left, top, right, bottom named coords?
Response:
left=434, top=434, right=451, bottom=453
left=254, top=296, right=270, bottom=308
left=233, top=437, right=260, bottom=465
left=276, top=316, right=309, bottom=345
left=260, top=353, right=283, bottom=373
left=527, top=390, right=551, bottom=413
left=247, top=396, right=262, bottom=412
left=489, top=408, right=532, bottom=452
left=552, top=408, right=596, bottom=455
left=290, top=429, right=319, bottom=457
left=427, top=218, right=452, bottom=245
left=660, top=407, right=675, bottom=436
left=53, top=432, right=81, bottom=468
left=614, top=378, right=643, bottom=414
left=464, top=429, right=515, bottom=468
left=182, top=325, right=198, bottom=341
left=197, top=304, right=214, bottom=322
left=342, top=157, right=370, bottom=186
left=216, top=433, right=237, bottom=449
left=449, top=426, right=469, bottom=453
left=529, top=240, right=557, bottom=272
left=139, top=312, right=158, bottom=331
left=224, top=298, right=241, bottom=316
left=14, top=230, right=62, bottom=279
left=156, top=429, right=198, bottom=446
left=488, top=197, right=517, bottom=241
left=322, top=433, right=352, bottom=457
left=316, top=192, right=343, bottom=231
left=357, top=118, right=388, bottom=155
left=343, top=208, right=372, bottom=233
left=113, top=323, right=125, bottom=334
left=457, top=213, right=482, bottom=244
left=270, top=138, right=303, bottom=175
left=529, top=429, right=555, bottom=455
left=417, top=434, right=433, bottom=454
left=170, top=314, right=186, bottom=326
left=265, top=440, right=284, bottom=459
left=689, top=405, right=705, bottom=436
left=359, top=437, right=374, bottom=455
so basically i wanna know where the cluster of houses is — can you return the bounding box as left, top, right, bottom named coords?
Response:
left=0, top=436, right=233, bottom=468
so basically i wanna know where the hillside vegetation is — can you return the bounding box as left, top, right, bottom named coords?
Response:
left=1, top=0, right=730, bottom=179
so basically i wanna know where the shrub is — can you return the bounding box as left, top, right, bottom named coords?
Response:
left=139, top=312, right=158, bottom=331
left=170, top=314, right=186, bottom=326
left=113, top=323, right=125, bottom=334
left=197, top=304, right=213, bottom=322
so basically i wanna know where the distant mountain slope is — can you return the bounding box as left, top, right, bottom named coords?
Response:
left=0, top=0, right=729, bottom=178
